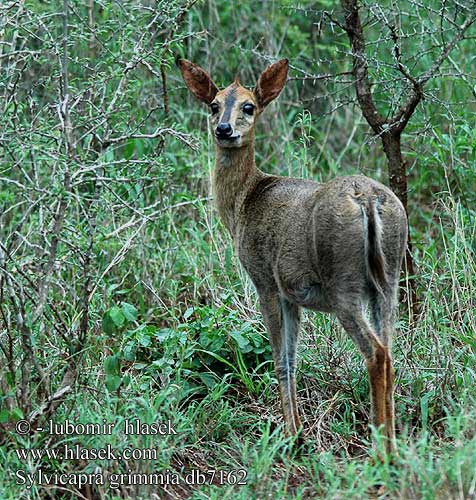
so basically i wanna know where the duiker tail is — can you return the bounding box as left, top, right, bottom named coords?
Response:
left=364, top=197, right=387, bottom=295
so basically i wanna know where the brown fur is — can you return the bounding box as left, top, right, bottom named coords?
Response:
left=177, top=59, right=218, bottom=104
left=179, top=58, right=408, bottom=455
left=255, top=59, right=289, bottom=108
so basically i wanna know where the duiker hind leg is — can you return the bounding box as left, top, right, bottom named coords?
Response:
left=338, top=310, right=394, bottom=453
left=258, top=292, right=301, bottom=434
left=370, top=291, right=397, bottom=446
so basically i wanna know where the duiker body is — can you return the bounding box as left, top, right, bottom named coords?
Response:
left=179, top=58, right=407, bottom=453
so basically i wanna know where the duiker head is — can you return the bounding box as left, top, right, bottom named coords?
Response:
left=178, top=59, right=288, bottom=148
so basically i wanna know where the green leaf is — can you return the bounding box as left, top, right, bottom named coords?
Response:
left=196, top=349, right=235, bottom=371
left=122, top=374, right=131, bottom=388
left=124, top=138, right=135, bottom=160
left=155, top=329, right=171, bottom=342
left=104, top=148, right=114, bottom=163
left=10, top=408, right=23, bottom=421
left=183, top=307, right=194, bottom=320
left=121, top=302, right=138, bottom=322
left=230, top=330, right=251, bottom=352
left=0, top=410, right=10, bottom=424
left=123, top=343, right=136, bottom=361
left=104, top=355, right=120, bottom=376
left=139, top=335, right=151, bottom=347
left=198, top=372, right=218, bottom=389
left=102, top=311, right=116, bottom=335
left=199, top=330, right=225, bottom=353
left=109, top=306, right=125, bottom=327
left=105, top=374, right=122, bottom=392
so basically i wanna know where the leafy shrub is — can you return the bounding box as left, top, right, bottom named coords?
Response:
left=102, top=302, right=272, bottom=394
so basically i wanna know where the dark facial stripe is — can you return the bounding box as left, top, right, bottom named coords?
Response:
left=220, top=86, right=237, bottom=124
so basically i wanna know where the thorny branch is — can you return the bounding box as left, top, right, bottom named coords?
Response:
left=340, top=0, right=476, bottom=314
left=0, top=0, right=201, bottom=432
left=341, top=0, right=476, bottom=136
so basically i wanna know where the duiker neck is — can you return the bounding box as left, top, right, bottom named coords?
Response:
left=213, top=140, right=262, bottom=235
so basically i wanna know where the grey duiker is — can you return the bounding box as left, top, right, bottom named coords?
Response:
left=179, top=58, right=407, bottom=454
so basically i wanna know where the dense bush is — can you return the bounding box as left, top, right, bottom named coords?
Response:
left=1, top=1, right=475, bottom=498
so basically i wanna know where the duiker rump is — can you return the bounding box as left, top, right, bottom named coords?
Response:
left=179, top=58, right=407, bottom=454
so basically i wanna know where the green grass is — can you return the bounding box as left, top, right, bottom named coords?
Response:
left=1, top=153, right=475, bottom=498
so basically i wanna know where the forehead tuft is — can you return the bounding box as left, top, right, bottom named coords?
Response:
left=216, top=83, right=255, bottom=103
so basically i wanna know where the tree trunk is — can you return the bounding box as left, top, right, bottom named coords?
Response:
left=382, top=132, right=406, bottom=211
left=381, top=131, right=417, bottom=317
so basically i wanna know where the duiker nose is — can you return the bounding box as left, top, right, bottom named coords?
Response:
left=215, top=123, right=233, bottom=138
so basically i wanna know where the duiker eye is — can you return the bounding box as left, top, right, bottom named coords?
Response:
left=210, top=103, right=219, bottom=115
left=243, top=103, right=255, bottom=115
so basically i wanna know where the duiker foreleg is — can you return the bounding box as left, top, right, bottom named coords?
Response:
left=259, top=292, right=301, bottom=434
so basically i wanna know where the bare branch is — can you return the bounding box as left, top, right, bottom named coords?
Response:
left=391, top=9, right=476, bottom=133
left=101, top=127, right=199, bottom=150
left=419, top=12, right=476, bottom=86
left=341, top=0, right=386, bottom=134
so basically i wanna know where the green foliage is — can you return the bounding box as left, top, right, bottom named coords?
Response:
left=102, top=300, right=272, bottom=398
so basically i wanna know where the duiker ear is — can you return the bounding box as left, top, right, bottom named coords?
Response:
left=254, top=59, right=288, bottom=108
left=178, top=59, right=218, bottom=104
